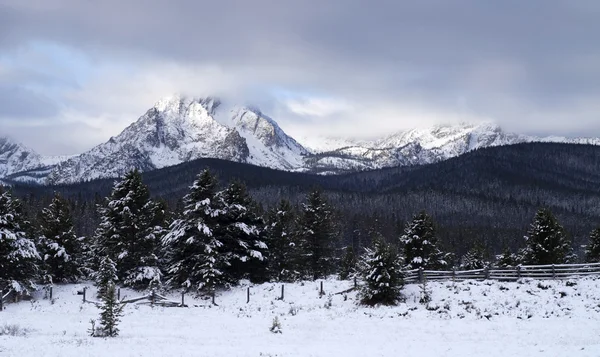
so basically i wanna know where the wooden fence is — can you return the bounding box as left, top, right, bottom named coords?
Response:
left=404, top=262, right=600, bottom=283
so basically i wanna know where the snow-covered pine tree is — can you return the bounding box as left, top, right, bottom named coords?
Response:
left=585, top=228, right=600, bottom=263
left=95, top=256, right=118, bottom=298
left=339, top=246, right=357, bottom=280
left=38, top=193, right=85, bottom=283
left=92, top=170, right=165, bottom=289
left=496, top=246, right=517, bottom=267
left=162, top=169, right=225, bottom=293
left=400, top=212, right=448, bottom=270
left=0, top=187, right=40, bottom=294
left=459, top=242, right=488, bottom=270
left=264, top=199, right=299, bottom=282
left=216, top=180, right=267, bottom=283
left=97, top=283, right=124, bottom=337
left=519, top=208, right=575, bottom=265
left=359, top=236, right=404, bottom=306
left=296, top=190, right=339, bottom=280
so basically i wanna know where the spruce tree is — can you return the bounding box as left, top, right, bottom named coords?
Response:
left=95, top=256, right=118, bottom=298
left=38, top=193, right=85, bottom=283
left=520, top=208, right=575, bottom=265
left=585, top=228, right=600, bottom=263
left=459, top=242, right=488, bottom=270
left=400, top=212, right=448, bottom=270
left=216, top=180, right=267, bottom=283
left=93, top=170, right=165, bottom=289
left=97, top=283, right=124, bottom=337
left=496, top=246, right=517, bottom=267
left=296, top=190, right=338, bottom=280
left=359, top=236, right=403, bottom=306
left=0, top=187, right=40, bottom=293
left=264, top=199, right=299, bottom=282
left=162, top=169, right=225, bottom=293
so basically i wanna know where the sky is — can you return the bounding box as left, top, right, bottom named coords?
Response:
left=1, top=0, right=599, bottom=155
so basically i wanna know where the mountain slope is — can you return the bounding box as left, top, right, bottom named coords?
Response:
left=303, top=122, right=600, bottom=173
left=45, top=96, right=308, bottom=185
left=0, top=137, right=45, bottom=178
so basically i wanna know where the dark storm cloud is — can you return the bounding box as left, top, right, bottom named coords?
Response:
left=0, top=0, right=599, bottom=152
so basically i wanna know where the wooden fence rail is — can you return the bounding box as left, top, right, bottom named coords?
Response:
left=404, top=262, right=600, bottom=283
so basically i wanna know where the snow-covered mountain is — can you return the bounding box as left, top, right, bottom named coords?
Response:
left=303, top=122, right=600, bottom=173
left=4, top=96, right=600, bottom=184
left=43, top=96, right=308, bottom=185
left=0, top=137, right=46, bottom=179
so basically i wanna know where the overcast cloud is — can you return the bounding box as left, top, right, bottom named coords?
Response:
left=0, top=0, right=599, bottom=154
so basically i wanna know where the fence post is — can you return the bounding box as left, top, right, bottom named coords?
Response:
left=484, top=267, right=490, bottom=280
left=181, top=292, right=185, bottom=307
left=452, top=267, right=456, bottom=282
left=247, top=287, right=250, bottom=304
left=418, top=268, right=424, bottom=283
left=151, top=289, right=156, bottom=307
left=552, top=264, right=556, bottom=279
left=49, top=286, right=53, bottom=300
left=320, top=281, right=324, bottom=298
left=83, top=287, right=87, bottom=303
left=516, top=265, right=521, bottom=279
left=354, top=276, right=357, bottom=288
left=212, top=291, right=216, bottom=305
left=281, top=285, right=285, bottom=301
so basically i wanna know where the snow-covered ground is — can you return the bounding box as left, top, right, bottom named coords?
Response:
left=2, top=278, right=600, bottom=356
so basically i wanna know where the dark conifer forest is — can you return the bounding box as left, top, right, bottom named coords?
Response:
left=6, top=142, right=600, bottom=267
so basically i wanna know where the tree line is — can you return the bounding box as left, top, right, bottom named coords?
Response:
left=2, top=168, right=600, bottom=303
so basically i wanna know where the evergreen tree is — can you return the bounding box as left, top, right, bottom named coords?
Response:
left=97, top=283, right=124, bottom=337
left=359, top=236, right=404, bottom=306
left=496, top=246, right=517, bottom=267
left=520, top=208, right=575, bottom=265
left=216, top=180, right=267, bottom=283
left=296, top=190, right=339, bottom=280
left=0, top=187, right=40, bottom=293
left=162, top=169, right=226, bottom=293
left=95, top=256, right=118, bottom=298
left=93, top=170, right=165, bottom=289
left=339, top=246, right=357, bottom=280
left=264, top=199, right=299, bottom=282
left=38, top=193, right=85, bottom=283
left=459, top=242, right=488, bottom=270
left=585, top=228, right=600, bottom=263
left=400, top=212, right=448, bottom=270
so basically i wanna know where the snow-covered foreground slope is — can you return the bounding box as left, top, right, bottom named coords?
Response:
left=2, top=278, right=600, bottom=356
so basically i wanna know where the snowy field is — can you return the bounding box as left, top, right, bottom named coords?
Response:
left=2, top=278, right=600, bottom=357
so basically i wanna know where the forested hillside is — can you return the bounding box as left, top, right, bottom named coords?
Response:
left=7, top=142, right=600, bottom=259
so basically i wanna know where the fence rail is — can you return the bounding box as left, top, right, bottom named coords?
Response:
left=404, top=262, right=600, bottom=283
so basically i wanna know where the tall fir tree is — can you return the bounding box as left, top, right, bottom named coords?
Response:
left=216, top=180, right=267, bottom=283
left=264, top=199, right=299, bottom=282
left=296, top=190, right=339, bottom=280
left=359, top=236, right=404, bottom=306
left=93, top=170, right=165, bottom=289
left=585, top=228, right=600, bottom=263
left=38, top=193, right=85, bottom=283
left=162, top=169, right=226, bottom=293
left=400, top=212, right=448, bottom=270
left=0, top=187, right=40, bottom=293
left=519, top=208, right=575, bottom=265
left=97, top=283, right=124, bottom=337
